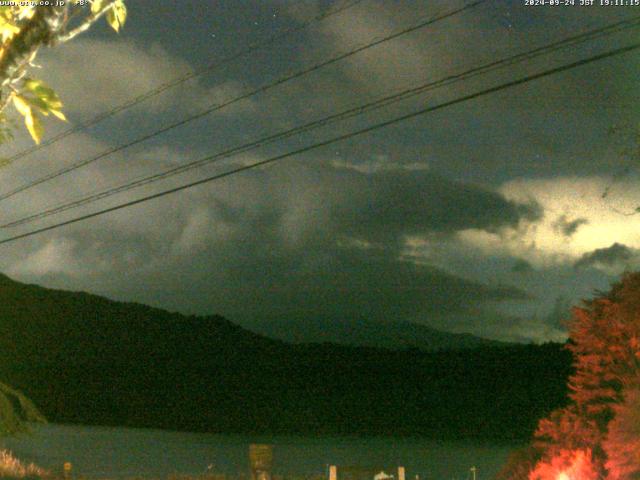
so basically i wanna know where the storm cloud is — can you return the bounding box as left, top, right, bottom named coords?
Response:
left=4, top=161, right=534, bottom=328
left=553, top=215, right=588, bottom=238
left=574, top=242, right=638, bottom=271
left=0, top=0, right=635, bottom=343
left=331, top=167, right=541, bottom=247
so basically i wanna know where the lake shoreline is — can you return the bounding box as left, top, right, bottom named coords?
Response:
left=0, top=424, right=518, bottom=480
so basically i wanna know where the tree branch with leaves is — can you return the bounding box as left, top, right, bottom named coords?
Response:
left=0, top=0, right=126, bottom=144
left=0, top=0, right=127, bottom=435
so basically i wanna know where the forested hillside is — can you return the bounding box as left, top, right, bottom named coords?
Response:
left=0, top=274, right=572, bottom=439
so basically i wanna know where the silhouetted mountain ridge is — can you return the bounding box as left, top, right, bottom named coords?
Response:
left=240, top=317, right=508, bottom=350
left=0, top=273, right=572, bottom=439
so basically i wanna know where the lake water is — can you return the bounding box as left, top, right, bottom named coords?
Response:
left=0, top=424, right=518, bottom=480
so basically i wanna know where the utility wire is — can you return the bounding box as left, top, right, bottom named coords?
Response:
left=4, top=14, right=639, bottom=229
left=0, top=40, right=637, bottom=246
left=0, top=0, right=367, bottom=164
left=0, top=0, right=487, bottom=203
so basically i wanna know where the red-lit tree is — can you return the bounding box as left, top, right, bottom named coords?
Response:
left=499, top=272, right=640, bottom=479
left=566, top=274, right=640, bottom=478
left=528, top=449, right=599, bottom=480
left=603, top=385, right=640, bottom=480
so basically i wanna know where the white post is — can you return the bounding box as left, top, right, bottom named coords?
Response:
left=470, top=466, right=477, bottom=480
left=397, top=466, right=405, bottom=480
left=329, top=465, right=337, bottom=480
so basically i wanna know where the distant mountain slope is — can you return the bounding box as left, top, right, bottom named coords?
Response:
left=239, top=317, right=508, bottom=350
left=0, top=273, right=572, bottom=439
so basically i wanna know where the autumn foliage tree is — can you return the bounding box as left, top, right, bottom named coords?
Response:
left=498, top=272, right=640, bottom=479
left=603, top=385, right=640, bottom=479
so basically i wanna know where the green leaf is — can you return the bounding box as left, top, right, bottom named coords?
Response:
left=23, top=78, right=60, bottom=105
left=11, top=95, right=42, bottom=144
left=106, top=0, right=126, bottom=32
left=24, top=109, right=43, bottom=144
left=91, top=0, right=107, bottom=14
left=23, top=77, right=48, bottom=93
left=0, top=18, right=20, bottom=42
left=12, top=94, right=30, bottom=117
left=50, top=109, right=67, bottom=122
left=20, top=79, right=65, bottom=120
left=23, top=94, right=50, bottom=114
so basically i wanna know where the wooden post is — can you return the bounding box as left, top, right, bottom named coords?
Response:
left=249, top=444, right=273, bottom=480
left=329, top=465, right=337, bottom=480
left=63, top=462, right=72, bottom=480
left=397, top=466, right=405, bottom=480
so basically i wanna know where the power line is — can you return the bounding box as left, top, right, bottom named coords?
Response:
left=0, top=0, right=487, bottom=203
left=0, top=0, right=367, bottom=164
left=5, top=15, right=639, bottom=229
left=0, top=40, right=637, bottom=246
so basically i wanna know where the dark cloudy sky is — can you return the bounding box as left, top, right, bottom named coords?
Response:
left=0, top=0, right=638, bottom=342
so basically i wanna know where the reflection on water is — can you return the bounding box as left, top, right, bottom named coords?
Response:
left=0, top=424, right=518, bottom=479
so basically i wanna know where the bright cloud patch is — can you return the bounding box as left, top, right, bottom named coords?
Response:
left=38, top=39, right=250, bottom=119
left=8, top=238, right=78, bottom=276
left=448, top=176, right=640, bottom=272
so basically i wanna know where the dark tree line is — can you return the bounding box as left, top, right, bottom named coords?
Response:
left=0, top=273, right=572, bottom=440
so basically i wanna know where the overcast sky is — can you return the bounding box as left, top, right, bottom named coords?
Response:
left=0, top=0, right=638, bottom=342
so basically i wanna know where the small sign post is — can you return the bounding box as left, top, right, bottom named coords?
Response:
left=249, top=444, right=273, bottom=480
left=63, top=462, right=72, bottom=480
left=329, top=465, right=337, bottom=480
